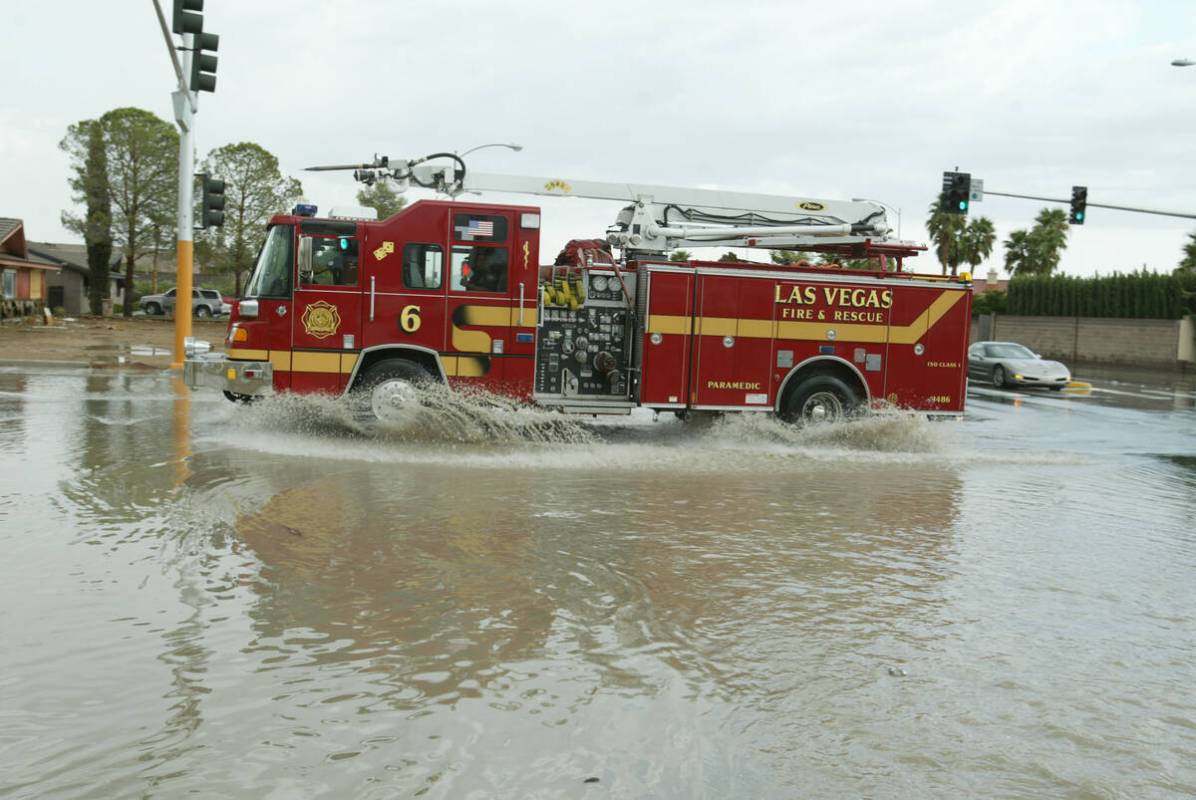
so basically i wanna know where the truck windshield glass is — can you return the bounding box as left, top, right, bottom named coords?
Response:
left=245, top=225, right=294, bottom=298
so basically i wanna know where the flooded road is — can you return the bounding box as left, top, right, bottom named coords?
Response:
left=2, top=366, right=1195, bottom=798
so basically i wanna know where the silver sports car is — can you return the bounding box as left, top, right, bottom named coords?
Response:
left=967, top=341, right=1071, bottom=390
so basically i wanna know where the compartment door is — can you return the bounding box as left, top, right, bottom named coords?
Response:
left=690, top=274, right=774, bottom=409
left=638, top=268, right=695, bottom=407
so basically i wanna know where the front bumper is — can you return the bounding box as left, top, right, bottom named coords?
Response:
left=184, top=353, right=273, bottom=395
left=1010, top=375, right=1070, bottom=388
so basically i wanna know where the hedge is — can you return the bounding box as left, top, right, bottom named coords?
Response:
left=1006, top=272, right=1196, bottom=319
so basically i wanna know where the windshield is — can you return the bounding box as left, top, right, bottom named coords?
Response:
left=985, top=343, right=1036, bottom=359
left=244, top=225, right=294, bottom=298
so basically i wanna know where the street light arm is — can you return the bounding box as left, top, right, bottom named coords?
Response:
left=458, top=142, right=523, bottom=157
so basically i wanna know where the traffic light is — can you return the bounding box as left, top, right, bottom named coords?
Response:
left=941, top=171, right=971, bottom=215
left=1069, top=185, right=1087, bottom=225
left=172, top=0, right=203, bottom=34
left=189, top=31, right=219, bottom=93
left=200, top=174, right=225, bottom=228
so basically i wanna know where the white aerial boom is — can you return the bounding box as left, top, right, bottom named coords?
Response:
left=306, top=152, right=897, bottom=255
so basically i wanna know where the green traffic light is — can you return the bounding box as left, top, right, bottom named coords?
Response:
left=959, top=200, right=968, bottom=211
left=1076, top=212, right=1083, bottom=221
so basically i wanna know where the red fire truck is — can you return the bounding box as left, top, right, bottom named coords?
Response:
left=184, top=154, right=972, bottom=423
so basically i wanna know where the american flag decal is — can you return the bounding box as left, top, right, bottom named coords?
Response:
left=456, top=218, right=495, bottom=240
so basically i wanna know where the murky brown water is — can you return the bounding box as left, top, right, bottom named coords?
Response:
left=2, top=366, right=1195, bottom=798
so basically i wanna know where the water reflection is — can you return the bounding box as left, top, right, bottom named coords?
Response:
left=228, top=458, right=962, bottom=717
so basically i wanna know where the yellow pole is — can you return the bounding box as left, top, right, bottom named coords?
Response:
left=171, top=240, right=193, bottom=369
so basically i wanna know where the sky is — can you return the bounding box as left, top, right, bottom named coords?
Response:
left=3, top=0, right=1196, bottom=277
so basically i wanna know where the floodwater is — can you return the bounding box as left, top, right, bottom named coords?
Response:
left=1, top=366, right=1194, bottom=799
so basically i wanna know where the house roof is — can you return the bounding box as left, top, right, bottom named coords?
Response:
left=0, top=218, right=20, bottom=246
left=25, top=240, right=121, bottom=278
left=0, top=219, right=58, bottom=272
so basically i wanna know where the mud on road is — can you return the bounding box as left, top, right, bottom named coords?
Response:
left=0, top=316, right=227, bottom=369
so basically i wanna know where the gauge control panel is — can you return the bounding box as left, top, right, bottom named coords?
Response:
left=534, top=270, right=635, bottom=402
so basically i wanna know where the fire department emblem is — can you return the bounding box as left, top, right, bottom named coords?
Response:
left=301, top=300, right=341, bottom=340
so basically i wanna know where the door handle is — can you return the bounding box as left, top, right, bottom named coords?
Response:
left=370, top=276, right=376, bottom=322
left=518, top=282, right=525, bottom=326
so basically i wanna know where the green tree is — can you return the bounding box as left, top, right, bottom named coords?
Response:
left=718, top=251, right=741, bottom=262
left=1177, top=230, right=1196, bottom=273
left=198, top=142, right=303, bottom=296
left=61, top=120, right=114, bottom=315
left=925, top=200, right=966, bottom=276
left=770, top=250, right=818, bottom=266
left=816, top=252, right=879, bottom=270
left=1002, top=208, right=1070, bottom=276
left=356, top=180, right=407, bottom=220
left=86, top=109, right=178, bottom=316
left=668, top=249, right=692, bottom=262
left=960, top=217, right=996, bottom=275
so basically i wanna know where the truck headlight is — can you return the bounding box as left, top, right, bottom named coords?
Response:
left=184, top=336, right=212, bottom=356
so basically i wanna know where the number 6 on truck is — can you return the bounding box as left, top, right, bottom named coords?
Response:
left=399, top=305, right=421, bottom=333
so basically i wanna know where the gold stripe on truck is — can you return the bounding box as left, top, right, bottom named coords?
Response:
left=648, top=290, right=965, bottom=344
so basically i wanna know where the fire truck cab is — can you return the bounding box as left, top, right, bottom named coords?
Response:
left=185, top=156, right=972, bottom=422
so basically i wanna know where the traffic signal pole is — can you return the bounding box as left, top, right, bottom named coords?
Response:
left=154, top=0, right=220, bottom=368
left=173, top=63, right=194, bottom=370
left=976, top=189, right=1196, bottom=221
left=153, top=0, right=198, bottom=367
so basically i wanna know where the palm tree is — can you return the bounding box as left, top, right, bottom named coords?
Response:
left=1003, top=229, right=1034, bottom=275
left=1002, top=208, right=1070, bottom=276
left=1031, top=208, right=1069, bottom=273
left=1176, top=231, right=1196, bottom=273
left=961, top=217, right=996, bottom=275
left=925, top=200, right=966, bottom=275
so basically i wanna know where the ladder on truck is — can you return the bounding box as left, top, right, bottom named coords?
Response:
left=307, top=152, right=917, bottom=259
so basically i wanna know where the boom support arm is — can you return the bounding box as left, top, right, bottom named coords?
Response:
left=310, top=154, right=894, bottom=255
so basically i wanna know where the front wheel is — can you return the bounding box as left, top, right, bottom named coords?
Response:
left=356, top=358, right=433, bottom=423
left=781, top=374, right=859, bottom=424
left=991, top=365, right=1007, bottom=388
left=196, top=306, right=211, bottom=319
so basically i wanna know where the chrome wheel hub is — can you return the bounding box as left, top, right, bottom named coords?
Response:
left=802, top=391, right=844, bottom=422
left=370, top=378, right=418, bottom=422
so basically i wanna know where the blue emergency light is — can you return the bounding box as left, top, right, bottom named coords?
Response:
left=292, top=203, right=318, bottom=217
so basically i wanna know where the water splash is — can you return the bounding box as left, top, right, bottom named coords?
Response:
left=225, top=384, right=596, bottom=445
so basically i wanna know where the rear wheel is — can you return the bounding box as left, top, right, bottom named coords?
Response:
left=356, top=358, right=433, bottom=422
left=781, top=373, right=859, bottom=424
left=146, top=302, right=162, bottom=316
left=196, top=305, right=211, bottom=319
left=991, top=365, right=1007, bottom=388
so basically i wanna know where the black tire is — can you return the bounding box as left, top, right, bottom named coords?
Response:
left=356, top=358, right=434, bottom=422
left=991, top=365, right=1006, bottom=388
left=146, top=302, right=162, bottom=316
left=196, top=305, right=211, bottom=319
left=223, top=390, right=257, bottom=404
left=781, top=373, right=859, bottom=424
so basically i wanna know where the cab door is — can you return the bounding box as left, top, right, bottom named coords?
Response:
left=360, top=203, right=449, bottom=372
left=444, top=210, right=516, bottom=390
left=235, top=223, right=295, bottom=392
left=504, top=210, right=541, bottom=394
left=292, top=222, right=363, bottom=394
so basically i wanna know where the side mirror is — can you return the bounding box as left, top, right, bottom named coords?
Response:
left=298, top=236, right=314, bottom=282
left=239, top=299, right=259, bottom=319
